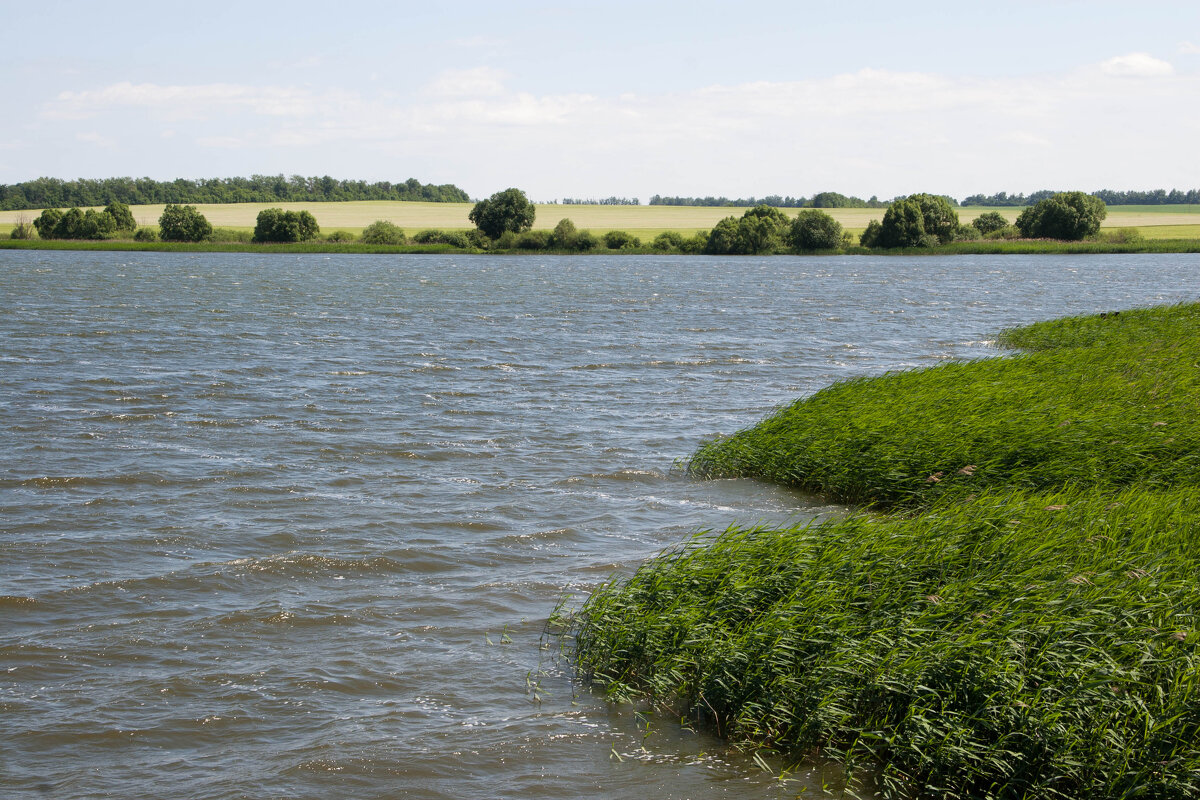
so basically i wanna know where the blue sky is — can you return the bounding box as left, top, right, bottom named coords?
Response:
left=5, top=0, right=1199, bottom=201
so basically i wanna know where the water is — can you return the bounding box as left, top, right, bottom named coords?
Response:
left=1, top=251, right=1196, bottom=799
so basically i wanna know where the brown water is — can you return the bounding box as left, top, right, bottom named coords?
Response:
left=2, top=251, right=1196, bottom=799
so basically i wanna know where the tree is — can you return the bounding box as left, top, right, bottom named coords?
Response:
left=253, top=208, right=320, bottom=242
left=360, top=220, right=406, bottom=245
left=1015, top=192, right=1107, bottom=240
left=789, top=209, right=843, bottom=250
left=878, top=199, right=926, bottom=248
left=704, top=216, right=742, bottom=254
left=602, top=230, right=640, bottom=249
left=906, top=193, right=959, bottom=243
left=104, top=202, right=136, bottom=233
left=859, top=219, right=883, bottom=248
left=548, top=218, right=578, bottom=250
left=972, top=211, right=1009, bottom=235
left=158, top=204, right=213, bottom=242
left=469, top=188, right=535, bottom=239
left=33, top=208, right=63, bottom=239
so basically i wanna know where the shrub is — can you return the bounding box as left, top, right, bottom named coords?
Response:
left=859, top=219, right=883, bottom=248
left=548, top=218, right=578, bottom=250
left=360, top=220, right=406, bottom=245
left=514, top=230, right=550, bottom=250
left=325, top=230, right=356, bottom=243
left=650, top=231, right=684, bottom=252
left=133, top=227, right=157, bottom=242
left=574, top=231, right=599, bottom=251
left=104, top=202, right=136, bottom=234
left=984, top=225, right=1021, bottom=240
left=953, top=223, right=981, bottom=241
left=32, top=208, right=64, bottom=239
left=972, top=211, right=1009, bottom=235
left=1015, top=192, right=1107, bottom=240
left=788, top=209, right=843, bottom=250
left=680, top=231, right=709, bottom=254
left=602, top=230, right=640, bottom=249
left=210, top=228, right=252, bottom=243
left=252, top=208, right=319, bottom=243
left=9, top=216, right=35, bottom=239
left=159, top=204, right=213, bottom=242
left=1101, top=227, right=1145, bottom=244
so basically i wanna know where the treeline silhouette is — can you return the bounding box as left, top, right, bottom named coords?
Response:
left=963, top=189, right=1200, bottom=206
left=649, top=192, right=888, bottom=208
left=560, top=197, right=640, bottom=205
left=0, top=175, right=470, bottom=210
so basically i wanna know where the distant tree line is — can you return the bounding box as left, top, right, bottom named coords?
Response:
left=963, top=188, right=1200, bottom=206
left=561, top=197, right=641, bottom=205
left=0, top=175, right=470, bottom=210
left=649, top=192, right=890, bottom=208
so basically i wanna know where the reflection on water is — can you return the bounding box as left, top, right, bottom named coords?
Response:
left=1, top=251, right=1195, bottom=799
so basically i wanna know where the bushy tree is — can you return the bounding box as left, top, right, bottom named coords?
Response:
left=907, top=193, right=959, bottom=243
left=104, top=202, right=136, bottom=233
left=469, top=188, right=535, bottom=239
left=32, top=208, right=63, bottom=239
left=159, top=204, right=213, bottom=242
left=602, top=230, right=640, bottom=249
left=705, top=205, right=791, bottom=254
left=650, top=231, right=684, bottom=251
left=878, top=198, right=926, bottom=248
left=972, top=211, right=1009, bottom=235
left=360, top=220, right=405, bottom=245
left=549, top=218, right=578, bottom=250
left=859, top=219, right=883, bottom=248
left=253, top=208, right=319, bottom=243
left=1015, top=192, right=1107, bottom=240
left=789, top=209, right=843, bottom=250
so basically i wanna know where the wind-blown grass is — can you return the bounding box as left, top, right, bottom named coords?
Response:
left=569, top=303, right=1200, bottom=799
left=688, top=303, right=1200, bottom=508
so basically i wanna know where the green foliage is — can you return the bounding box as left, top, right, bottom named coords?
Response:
left=573, top=230, right=599, bottom=251
left=972, top=211, right=1010, bottom=235
left=514, top=230, right=550, bottom=250
left=650, top=231, right=684, bottom=252
left=133, top=227, right=157, bottom=242
left=158, top=204, right=213, bottom=242
left=878, top=198, right=926, bottom=247
left=788, top=209, right=843, bottom=250
left=1016, top=192, right=1108, bottom=240
left=32, top=208, right=63, bottom=239
left=602, top=230, right=641, bottom=249
left=104, top=201, right=136, bottom=232
left=984, top=224, right=1021, bottom=240
left=549, top=218, right=579, bottom=250
left=359, top=220, right=405, bottom=245
left=953, top=223, right=981, bottom=241
left=411, top=229, right=475, bottom=248
left=469, top=187, right=535, bottom=239
left=0, top=174, right=471, bottom=210
left=252, top=208, right=319, bottom=243
left=704, top=206, right=791, bottom=255
left=325, top=230, right=356, bottom=243
left=859, top=219, right=883, bottom=248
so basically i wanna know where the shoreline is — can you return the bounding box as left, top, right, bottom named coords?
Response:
left=4, top=239, right=1200, bottom=256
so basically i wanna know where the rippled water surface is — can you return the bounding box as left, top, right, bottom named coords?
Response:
left=2, top=252, right=1196, bottom=799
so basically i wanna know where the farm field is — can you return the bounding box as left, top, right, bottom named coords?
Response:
left=2, top=202, right=1199, bottom=239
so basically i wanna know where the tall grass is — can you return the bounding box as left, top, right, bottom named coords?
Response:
left=689, top=304, right=1200, bottom=507
left=569, top=303, right=1200, bottom=799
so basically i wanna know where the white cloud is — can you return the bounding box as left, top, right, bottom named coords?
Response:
left=1180, top=41, right=1200, bottom=55
left=28, top=60, right=1200, bottom=199
left=422, top=67, right=510, bottom=98
left=1099, top=52, right=1174, bottom=78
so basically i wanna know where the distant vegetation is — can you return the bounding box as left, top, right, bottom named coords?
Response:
left=32, top=202, right=136, bottom=240
left=650, top=191, right=887, bottom=208
left=469, top=188, right=536, bottom=239
left=964, top=188, right=1200, bottom=206
left=253, top=208, right=320, bottom=243
left=0, top=175, right=470, bottom=210
left=561, top=197, right=640, bottom=205
left=158, top=204, right=212, bottom=242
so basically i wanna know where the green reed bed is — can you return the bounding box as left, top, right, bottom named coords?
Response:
left=689, top=303, right=1200, bottom=507
left=569, top=304, right=1200, bottom=799
left=572, top=487, right=1200, bottom=799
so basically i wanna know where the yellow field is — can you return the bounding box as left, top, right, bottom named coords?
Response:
left=1, top=202, right=1198, bottom=239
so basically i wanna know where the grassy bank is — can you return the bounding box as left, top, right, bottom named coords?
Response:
left=568, top=304, right=1200, bottom=799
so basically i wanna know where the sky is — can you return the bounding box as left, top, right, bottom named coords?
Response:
left=4, top=0, right=1199, bottom=202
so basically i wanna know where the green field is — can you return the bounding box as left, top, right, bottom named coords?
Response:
left=4, top=202, right=1200, bottom=240
left=569, top=304, right=1200, bottom=799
